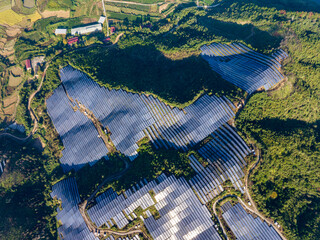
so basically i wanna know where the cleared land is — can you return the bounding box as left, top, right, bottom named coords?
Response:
left=3, top=94, right=18, bottom=108
left=40, top=9, right=70, bottom=18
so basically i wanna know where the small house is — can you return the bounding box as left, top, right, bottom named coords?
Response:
left=25, top=59, right=31, bottom=71
left=103, top=37, right=111, bottom=43
left=67, top=37, right=79, bottom=45
left=110, top=26, right=116, bottom=34
left=55, top=28, right=67, bottom=35
left=98, top=16, right=106, bottom=24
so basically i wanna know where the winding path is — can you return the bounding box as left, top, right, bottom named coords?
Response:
left=0, top=63, right=49, bottom=142
left=242, top=148, right=287, bottom=240
left=0, top=32, right=124, bottom=143
left=78, top=158, right=148, bottom=238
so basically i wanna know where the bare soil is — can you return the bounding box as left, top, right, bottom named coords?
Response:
left=6, top=27, right=21, bottom=38
left=81, top=18, right=97, bottom=24
left=10, top=65, right=23, bottom=77
left=3, top=94, right=18, bottom=108
left=40, top=9, right=70, bottom=18
left=8, top=75, right=23, bottom=87
left=3, top=103, right=15, bottom=116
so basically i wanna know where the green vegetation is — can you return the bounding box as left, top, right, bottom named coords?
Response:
left=96, top=142, right=195, bottom=196
left=64, top=44, right=243, bottom=107
left=15, top=80, right=39, bottom=134
left=46, top=0, right=73, bottom=10
left=75, top=154, right=125, bottom=200
left=3, top=0, right=320, bottom=239
left=225, top=0, right=320, bottom=239
left=0, top=139, right=59, bottom=239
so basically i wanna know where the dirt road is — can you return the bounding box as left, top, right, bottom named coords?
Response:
left=0, top=63, right=49, bottom=142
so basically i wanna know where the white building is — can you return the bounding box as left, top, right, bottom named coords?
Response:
left=55, top=28, right=67, bottom=35
left=71, top=23, right=102, bottom=35
left=98, top=16, right=106, bottom=24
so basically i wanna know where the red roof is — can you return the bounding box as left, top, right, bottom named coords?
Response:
left=110, top=27, right=116, bottom=33
left=103, top=37, right=111, bottom=42
left=25, top=59, right=31, bottom=69
left=68, top=37, right=79, bottom=45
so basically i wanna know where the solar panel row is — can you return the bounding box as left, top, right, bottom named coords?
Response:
left=144, top=174, right=221, bottom=240
left=144, top=94, right=235, bottom=151
left=189, top=124, right=251, bottom=204
left=46, top=85, right=109, bottom=172
left=221, top=202, right=282, bottom=240
left=101, top=234, right=140, bottom=240
left=0, top=159, right=6, bottom=175
left=86, top=174, right=221, bottom=240
left=201, top=43, right=288, bottom=94
left=50, top=178, right=97, bottom=240
left=88, top=178, right=157, bottom=229
left=47, top=66, right=235, bottom=172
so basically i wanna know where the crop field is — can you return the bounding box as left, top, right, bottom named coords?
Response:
left=0, top=9, right=41, bottom=26
left=72, top=0, right=102, bottom=18
left=46, top=0, right=73, bottom=10
left=3, top=102, right=16, bottom=116
left=0, top=0, right=11, bottom=12
left=3, top=94, right=18, bottom=108
left=40, top=9, right=70, bottom=18
left=104, top=0, right=176, bottom=20
left=8, top=75, right=23, bottom=87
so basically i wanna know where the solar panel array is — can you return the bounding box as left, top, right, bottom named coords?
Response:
left=143, top=94, right=234, bottom=150
left=201, top=43, right=288, bottom=94
left=189, top=124, right=251, bottom=204
left=46, top=85, right=109, bottom=172
left=104, top=235, right=140, bottom=240
left=50, top=178, right=97, bottom=240
left=0, top=159, right=6, bottom=176
left=87, top=174, right=221, bottom=240
left=144, top=175, right=221, bottom=240
left=55, top=66, right=234, bottom=160
left=221, top=202, right=282, bottom=240
left=88, top=178, right=157, bottom=229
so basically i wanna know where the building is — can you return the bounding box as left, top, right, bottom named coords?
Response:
left=110, top=26, right=116, bottom=34
left=55, top=28, right=67, bottom=35
left=31, top=56, right=45, bottom=75
left=71, top=23, right=102, bottom=35
left=98, top=16, right=106, bottom=24
left=25, top=59, right=31, bottom=71
left=103, top=37, right=111, bottom=43
left=67, top=37, right=79, bottom=45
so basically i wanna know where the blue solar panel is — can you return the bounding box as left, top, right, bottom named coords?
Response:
left=189, top=125, right=251, bottom=203
left=50, top=178, right=98, bottom=240
left=221, top=202, right=282, bottom=240
left=47, top=66, right=236, bottom=172
left=201, top=43, right=288, bottom=94
left=46, top=85, right=109, bottom=172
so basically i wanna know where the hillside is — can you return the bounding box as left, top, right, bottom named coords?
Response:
left=1, top=0, right=320, bottom=239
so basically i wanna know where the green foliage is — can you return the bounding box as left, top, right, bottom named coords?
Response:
left=230, top=1, right=320, bottom=239
left=15, top=80, right=39, bottom=134
left=64, top=44, right=243, bottom=107
left=75, top=154, right=125, bottom=200
left=0, top=139, right=59, bottom=239
left=111, top=142, right=195, bottom=192
left=46, top=0, right=73, bottom=10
